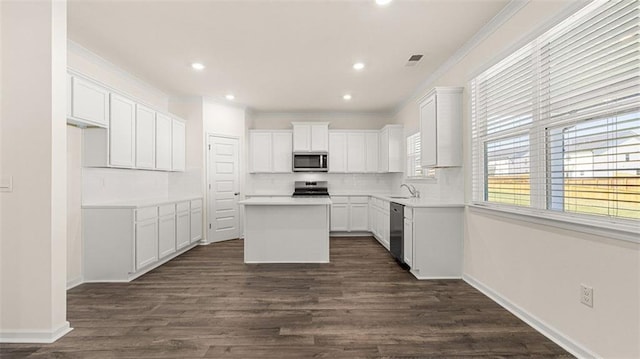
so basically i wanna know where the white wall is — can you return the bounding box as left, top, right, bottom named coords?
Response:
left=0, top=0, right=69, bottom=342
left=393, top=1, right=640, bottom=357
left=168, top=97, right=205, bottom=198
left=68, top=41, right=168, bottom=111
left=67, top=126, right=82, bottom=288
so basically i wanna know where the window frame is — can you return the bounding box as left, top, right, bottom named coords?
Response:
left=470, top=0, right=640, bottom=240
left=405, top=132, right=436, bottom=181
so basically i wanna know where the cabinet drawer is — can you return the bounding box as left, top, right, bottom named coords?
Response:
left=350, top=196, right=369, bottom=204
left=191, top=199, right=203, bottom=210
left=176, top=201, right=190, bottom=213
left=158, top=204, right=175, bottom=216
left=404, top=208, right=413, bottom=220
left=331, top=196, right=349, bottom=204
left=136, top=206, right=158, bottom=221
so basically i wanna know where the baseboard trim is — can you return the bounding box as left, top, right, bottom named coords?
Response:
left=330, top=231, right=372, bottom=237
left=410, top=271, right=461, bottom=280
left=66, top=277, right=83, bottom=290
left=463, top=274, right=597, bottom=359
left=0, top=321, right=73, bottom=343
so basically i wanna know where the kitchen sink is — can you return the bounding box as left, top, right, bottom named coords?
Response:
left=390, top=196, right=411, bottom=199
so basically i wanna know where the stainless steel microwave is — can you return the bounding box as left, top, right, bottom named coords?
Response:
left=293, top=153, right=328, bottom=172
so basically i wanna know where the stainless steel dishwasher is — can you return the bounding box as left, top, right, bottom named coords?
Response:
left=390, top=202, right=408, bottom=269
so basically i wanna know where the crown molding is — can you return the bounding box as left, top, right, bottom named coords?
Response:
left=67, top=40, right=171, bottom=102
left=394, top=0, right=530, bottom=114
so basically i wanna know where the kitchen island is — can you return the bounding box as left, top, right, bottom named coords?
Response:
left=239, top=196, right=331, bottom=263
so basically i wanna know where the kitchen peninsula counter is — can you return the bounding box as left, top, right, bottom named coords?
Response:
left=239, top=197, right=331, bottom=263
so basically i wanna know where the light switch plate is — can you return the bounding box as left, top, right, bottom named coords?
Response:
left=0, top=175, right=13, bottom=192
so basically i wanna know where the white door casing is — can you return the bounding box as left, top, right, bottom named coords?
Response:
left=208, top=135, right=240, bottom=242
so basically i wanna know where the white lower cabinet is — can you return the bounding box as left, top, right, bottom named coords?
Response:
left=330, top=196, right=368, bottom=232
left=83, top=197, right=202, bottom=282
left=190, top=199, right=203, bottom=243
left=369, top=197, right=390, bottom=249
left=410, top=207, right=463, bottom=279
left=403, top=217, right=413, bottom=267
left=158, top=205, right=176, bottom=259
left=176, top=203, right=191, bottom=250
left=330, top=201, right=349, bottom=232
left=135, top=213, right=159, bottom=271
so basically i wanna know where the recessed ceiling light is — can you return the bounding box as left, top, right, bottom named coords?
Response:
left=191, top=62, right=205, bottom=71
left=353, top=62, right=365, bottom=71
left=375, top=0, right=392, bottom=6
left=343, top=94, right=352, bottom=101
left=225, top=94, right=235, bottom=100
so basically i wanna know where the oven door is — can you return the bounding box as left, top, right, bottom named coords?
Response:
left=293, top=153, right=328, bottom=172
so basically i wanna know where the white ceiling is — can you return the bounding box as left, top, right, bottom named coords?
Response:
left=68, top=0, right=510, bottom=113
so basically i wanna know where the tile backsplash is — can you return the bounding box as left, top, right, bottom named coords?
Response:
left=82, top=168, right=169, bottom=203
left=247, top=173, right=400, bottom=195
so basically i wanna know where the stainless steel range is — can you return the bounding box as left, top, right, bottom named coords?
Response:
left=292, top=181, right=330, bottom=197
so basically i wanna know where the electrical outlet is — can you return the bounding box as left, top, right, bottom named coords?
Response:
left=580, top=284, right=593, bottom=308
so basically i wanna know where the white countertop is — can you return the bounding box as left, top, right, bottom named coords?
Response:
left=83, top=195, right=203, bottom=209
left=246, top=192, right=463, bottom=208
left=240, top=197, right=332, bottom=206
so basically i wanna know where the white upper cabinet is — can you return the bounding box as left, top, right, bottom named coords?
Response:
left=347, top=132, right=366, bottom=173
left=171, top=119, right=186, bottom=171
left=249, top=131, right=273, bottom=173
left=135, top=105, right=156, bottom=169
left=419, top=87, right=463, bottom=168
left=328, top=132, right=347, bottom=173
left=249, top=130, right=292, bottom=173
left=365, top=132, right=379, bottom=173
left=329, top=130, right=381, bottom=173
left=378, top=125, right=403, bottom=173
left=72, top=72, right=186, bottom=172
left=155, top=113, right=172, bottom=171
left=109, top=94, right=136, bottom=168
left=272, top=131, right=293, bottom=173
left=292, top=122, right=329, bottom=152
left=69, top=76, right=110, bottom=128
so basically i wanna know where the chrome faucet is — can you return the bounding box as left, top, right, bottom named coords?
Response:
left=400, top=184, right=420, bottom=198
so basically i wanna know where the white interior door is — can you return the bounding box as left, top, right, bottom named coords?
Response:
left=208, top=135, right=240, bottom=242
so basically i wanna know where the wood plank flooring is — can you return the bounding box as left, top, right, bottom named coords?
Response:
left=0, top=237, right=572, bottom=358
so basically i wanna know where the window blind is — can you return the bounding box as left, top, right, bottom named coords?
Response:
left=472, top=0, right=640, bottom=222
left=407, top=133, right=435, bottom=178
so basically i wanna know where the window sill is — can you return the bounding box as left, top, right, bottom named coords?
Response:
left=467, top=203, right=640, bottom=244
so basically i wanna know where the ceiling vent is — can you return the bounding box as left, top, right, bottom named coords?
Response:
left=405, top=54, right=423, bottom=67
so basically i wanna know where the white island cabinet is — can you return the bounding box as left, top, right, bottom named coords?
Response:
left=240, top=197, right=331, bottom=263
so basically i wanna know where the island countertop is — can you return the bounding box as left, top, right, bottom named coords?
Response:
left=239, top=197, right=332, bottom=206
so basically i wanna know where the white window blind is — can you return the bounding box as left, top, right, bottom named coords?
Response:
left=472, top=0, right=640, bottom=222
left=406, top=133, right=435, bottom=178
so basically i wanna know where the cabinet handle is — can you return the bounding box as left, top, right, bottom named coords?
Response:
left=234, top=192, right=240, bottom=196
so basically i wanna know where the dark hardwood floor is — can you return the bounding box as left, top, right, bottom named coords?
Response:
left=0, top=237, right=572, bottom=358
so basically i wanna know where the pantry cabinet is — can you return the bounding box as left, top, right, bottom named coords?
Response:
left=419, top=87, right=463, bottom=168
left=68, top=75, right=110, bottom=128
left=292, top=122, right=329, bottom=152
left=249, top=130, right=292, bottom=173
left=135, top=104, right=156, bottom=169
